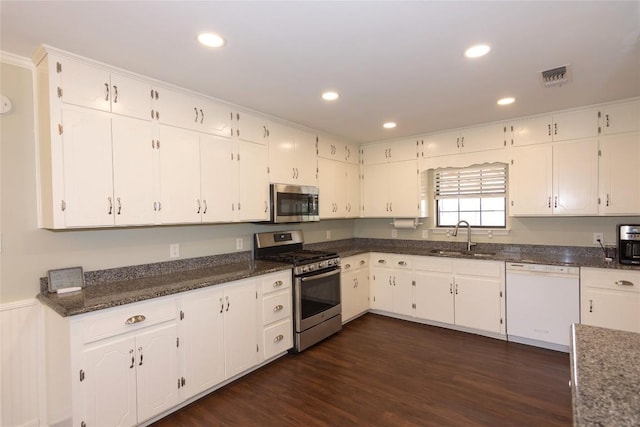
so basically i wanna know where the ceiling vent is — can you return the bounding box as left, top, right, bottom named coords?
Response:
left=539, top=65, right=571, bottom=87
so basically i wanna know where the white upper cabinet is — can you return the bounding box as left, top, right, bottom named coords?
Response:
left=158, top=88, right=233, bottom=137
left=200, top=134, right=237, bottom=222
left=425, top=124, right=507, bottom=157
left=268, top=122, right=317, bottom=186
left=598, top=132, right=640, bottom=215
left=599, top=99, right=640, bottom=135
left=362, top=160, right=421, bottom=218
left=54, top=56, right=153, bottom=121
left=317, top=135, right=359, bottom=163
left=509, top=138, right=599, bottom=216
left=235, top=111, right=269, bottom=145
left=238, top=140, right=270, bottom=221
left=361, top=139, right=418, bottom=165
left=510, top=107, right=599, bottom=146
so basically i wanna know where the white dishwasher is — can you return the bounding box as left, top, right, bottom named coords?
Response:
left=506, top=262, right=580, bottom=352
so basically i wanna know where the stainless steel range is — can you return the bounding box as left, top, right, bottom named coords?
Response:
left=254, top=230, right=341, bottom=352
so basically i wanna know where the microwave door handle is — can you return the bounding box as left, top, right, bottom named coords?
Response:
left=300, top=268, right=340, bottom=282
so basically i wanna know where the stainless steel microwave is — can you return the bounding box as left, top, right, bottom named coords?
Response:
left=269, top=183, right=319, bottom=223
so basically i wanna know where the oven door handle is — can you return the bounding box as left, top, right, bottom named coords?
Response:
left=300, top=268, right=340, bottom=282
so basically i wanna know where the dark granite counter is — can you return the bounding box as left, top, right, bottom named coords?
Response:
left=308, top=238, right=639, bottom=271
left=38, top=259, right=291, bottom=317
left=570, top=324, right=640, bottom=427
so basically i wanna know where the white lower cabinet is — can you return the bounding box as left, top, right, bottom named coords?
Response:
left=413, top=256, right=505, bottom=335
left=43, top=270, right=292, bottom=427
left=340, top=255, right=370, bottom=322
left=581, top=268, right=640, bottom=333
left=370, top=253, right=413, bottom=317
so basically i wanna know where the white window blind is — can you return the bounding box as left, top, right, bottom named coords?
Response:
left=435, top=164, right=507, bottom=199
left=434, top=163, right=507, bottom=228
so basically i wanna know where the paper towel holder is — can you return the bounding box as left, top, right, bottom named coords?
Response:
left=391, top=218, right=422, bottom=229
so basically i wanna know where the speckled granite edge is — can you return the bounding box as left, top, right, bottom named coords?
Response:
left=306, top=238, right=639, bottom=270
left=571, top=324, right=640, bottom=426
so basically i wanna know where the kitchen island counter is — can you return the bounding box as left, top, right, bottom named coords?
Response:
left=570, top=324, right=640, bottom=426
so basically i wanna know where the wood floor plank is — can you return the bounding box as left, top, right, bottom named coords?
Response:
left=151, top=314, right=572, bottom=426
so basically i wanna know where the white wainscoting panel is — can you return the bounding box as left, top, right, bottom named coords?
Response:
left=1, top=299, right=45, bottom=427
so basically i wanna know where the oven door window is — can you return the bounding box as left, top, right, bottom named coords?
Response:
left=300, top=270, right=341, bottom=320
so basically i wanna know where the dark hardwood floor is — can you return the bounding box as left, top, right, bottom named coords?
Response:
left=151, top=314, right=572, bottom=427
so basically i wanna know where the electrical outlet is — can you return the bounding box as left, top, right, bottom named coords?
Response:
left=592, top=233, right=604, bottom=245
left=169, top=243, right=180, bottom=258
left=326, top=230, right=331, bottom=240
left=236, top=238, right=243, bottom=250
left=391, top=229, right=398, bottom=238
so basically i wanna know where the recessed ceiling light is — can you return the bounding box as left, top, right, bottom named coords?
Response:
left=383, top=122, right=397, bottom=129
left=198, top=32, right=226, bottom=48
left=497, top=97, right=515, bottom=106
left=322, top=91, right=339, bottom=101
left=464, top=44, right=491, bottom=58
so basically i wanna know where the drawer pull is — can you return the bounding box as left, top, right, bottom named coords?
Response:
left=273, top=280, right=283, bottom=288
left=378, top=259, right=387, bottom=264
left=398, top=261, right=407, bottom=266
left=344, top=263, right=351, bottom=269
left=274, top=334, right=284, bottom=343
left=273, top=304, right=284, bottom=312
left=359, top=260, right=366, bottom=265
left=615, top=280, right=634, bottom=287
left=125, top=315, right=146, bottom=325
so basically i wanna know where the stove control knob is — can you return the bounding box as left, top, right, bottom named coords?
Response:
left=301, top=265, right=308, bottom=273
left=308, top=264, right=315, bottom=271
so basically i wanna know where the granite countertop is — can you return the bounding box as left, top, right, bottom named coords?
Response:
left=309, top=239, right=639, bottom=271
left=38, top=259, right=290, bottom=317
left=570, top=324, right=640, bottom=426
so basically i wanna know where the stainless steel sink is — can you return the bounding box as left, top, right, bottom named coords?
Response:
left=429, top=249, right=496, bottom=258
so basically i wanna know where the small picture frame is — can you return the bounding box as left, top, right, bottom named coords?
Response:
left=48, top=266, right=85, bottom=293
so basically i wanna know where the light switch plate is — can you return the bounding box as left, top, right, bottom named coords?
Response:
left=236, top=238, right=243, bottom=250
left=391, top=229, right=398, bottom=238
left=170, top=243, right=180, bottom=258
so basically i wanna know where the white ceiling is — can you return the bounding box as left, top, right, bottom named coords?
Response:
left=1, top=1, right=639, bottom=143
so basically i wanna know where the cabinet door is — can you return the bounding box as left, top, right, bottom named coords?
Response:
left=552, top=108, right=599, bottom=141
left=200, top=134, right=237, bottom=222
left=135, top=323, right=178, bottom=423
left=454, top=275, right=502, bottom=333
left=461, top=124, right=507, bottom=152
left=424, top=130, right=461, bottom=157
left=553, top=139, right=599, bottom=215
left=344, top=141, right=359, bottom=164
left=223, top=280, right=259, bottom=379
left=414, top=271, right=454, bottom=324
left=362, top=163, right=389, bottom=217
left=238, top=140, right=270, bottom=221
left=158, top=88, right=231, bottom=135
left=61, top=107, right=114, bottom=227
left=599, top=133, right=640, bottom=215
left=318, top=158, right=344, bottom=219
left=354, top=268, right=370, bottom=316
left=111, top=116, right=156, bottom=225
left=199, top=99, right=233, bottom=138
left=181, top=287, right=225, bottom=400
left=293, top=129, right=318, bottom=186
left=392, top=270, right=414, bottom=317
left=361, top=139, right=418, bottom=164
left=236, top=112, right=269, bottom=145
left=158, top=126, right=202, bottom=223
left=83, top=337, right=137, bottom=427
left=317, top=135, right=342, bottom=160
left=57, top=57, right=111, bottom=112
left=581, top=287, right=640, bottom=333
left=345, top=162, right=361, bottom=217
left=267, top=121, right=297, bottom=183
left=509, top=145, right=553, bottom=216
left=600, top=100, right=640, bottom=135
left=341, top=269, right=359, bottom=322
left=386, top=160, right=419, bottom=217
left=370, top=269, right=393, bottom=312
left=110, top=73, right=153, bottom=121
left=510, top=115, right=553, bottom=146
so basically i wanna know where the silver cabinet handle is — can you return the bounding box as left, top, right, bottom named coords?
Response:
left=378, top=259, right=387, bottom=264
left=113, top=85, right=118, bottom=103
left=606, top=194, right=610, bottom=207
left=104, top=82, right=110, bottom=101
left=202, top=200, right=208, bottom=214
left=199, top=108, right=204, bottom=124
left=225, top=296, right=230, bottom=312
left=129, top=349, right=135, bottom=369
left=220, top=297, right=224, bottom=313
left=196, top=199, right=201, bottom=214
left=273, top=304, right=284, bottom=312
left=398, top=261, right=407, bottom=266
left=554, top=196, right=558, bottom=208
left=273, top=280, right=283, bottom=288
left=274, top=334, right=284, bottom=343
left=107, top=196, right=113, bottom=215
left=554, top=123, right=558, bottom=135
left=194, top=107, right=199, bottom=122
left=615, top=280, right=634, bottom=287
left=548, top=123, right=552, bottom=136
left=450, top=283, right=453, bottom=294
left=138, top=347, right=143, bottom=366
left=125, top=315, right=146, bottom=325
left=589, top=299, right=593, bottom=313
left=360, top=260, right=366, bottom=266
left=548, top=197, right=552, bottom=208
left=116, top=197, right=122, bottom=215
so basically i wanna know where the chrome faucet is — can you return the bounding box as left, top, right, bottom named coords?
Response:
left=452, top=220, right=476, bottom=251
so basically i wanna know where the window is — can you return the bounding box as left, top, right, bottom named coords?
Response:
left=434, top=163, right=507, bottom=228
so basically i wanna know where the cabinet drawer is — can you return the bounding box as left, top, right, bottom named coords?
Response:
left=413, top=256, right=454, bottom=273
left=262, top=290, right=291, bottom=325
left=341, top=255, right=368, bottom=272
left=263, top=319, right=293, bottom=359
left=371, top=253, right=412, bottom=269
left=454, top=259, right=503, bottom=278
left=261, top=271, right=292, bottom=294
left=80, top=297, right=177, bottom=344
left=581, top=268, right=640, bottom=293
